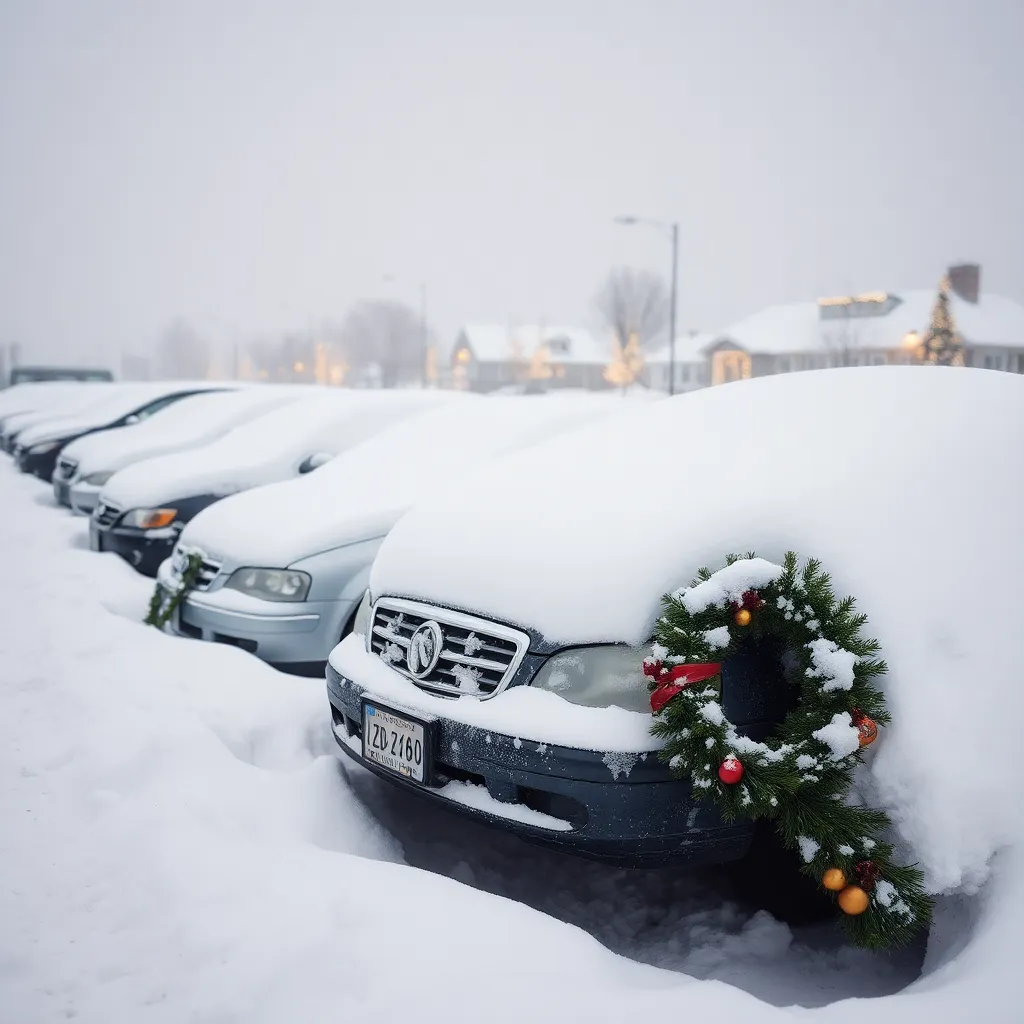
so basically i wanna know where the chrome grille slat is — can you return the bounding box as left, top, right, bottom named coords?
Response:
left=368, top=597, right=528, bottom=699
left=169, top=545, right=221, bottom=591
left=94, top=501, right=122, bottom=527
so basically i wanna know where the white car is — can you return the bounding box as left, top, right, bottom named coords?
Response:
left=156, top=394, right=634, bottom=675
left=55, top=386, right=314, bottom=514
left=91, top=389, right=457, bottom=577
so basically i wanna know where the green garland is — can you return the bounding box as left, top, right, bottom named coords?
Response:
left=648, top=552, right=932, bottom=950
left=145, top=551, right=203, bottom=629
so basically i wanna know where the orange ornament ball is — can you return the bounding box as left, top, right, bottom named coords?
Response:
left=734, top=608, right=752, bottom=627
left=856, top=715, right=878, bottom=747
left=822, top=868, right=847, bottom=892
left=837, top=885, right=870, bottom=915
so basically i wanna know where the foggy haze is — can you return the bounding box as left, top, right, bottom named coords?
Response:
left=1, top=0, right=1022, bottom=369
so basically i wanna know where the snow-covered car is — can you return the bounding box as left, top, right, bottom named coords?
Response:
left=0, top=382, right=120, bottom=452
left=54, top=386, right=314, bottom=513
left=12, top=382, right=229, bottom=482
left=326, top=366, right=1024, bottom=871
left=90, top=389, right=457, bottom=577
left=156, top=394, right=632, bottom=676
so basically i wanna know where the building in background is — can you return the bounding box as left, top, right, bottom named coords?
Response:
left=703, top=264, right=1024, bottom=385
left=642, top=331, right=715, bottom=392
left=450, top=325, right=611, bottom=392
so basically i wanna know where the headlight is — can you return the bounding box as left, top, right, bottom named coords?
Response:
left=82, top=471, right=113, bottom=486
left=531, top=644, right=655, bottom=713
left=353, top=589, right=372, bottom=640
left=28, top=440, right=60, bottom=455
left=122, top=508, right=178, bottom=529
left=224, top=567, right=312, bottom=603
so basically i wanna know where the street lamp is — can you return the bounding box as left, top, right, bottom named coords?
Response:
left=383, top=275, right=429, bottom=388
left=614, top=215, right=680, bottom=396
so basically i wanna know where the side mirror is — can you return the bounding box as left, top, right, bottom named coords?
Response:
left=124, top=414, right=141, bottom=426
left=298, top=452, right=333, bottom=474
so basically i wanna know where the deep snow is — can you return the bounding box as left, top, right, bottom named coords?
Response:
left=0, top=424, right=1020, bottom=1021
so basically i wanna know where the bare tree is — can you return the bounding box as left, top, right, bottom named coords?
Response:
left=154, top=318, right=211, bottom=379
left=338, top=299, right=425, bottom=387
left=594, top=267, right=670, bottom=349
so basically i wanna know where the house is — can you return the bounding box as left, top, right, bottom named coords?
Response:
left=642, top=332, right=716, bottom=392
left=705, top=265, right=1024, bottom=385
left=450, top=325, right=611, bottom=392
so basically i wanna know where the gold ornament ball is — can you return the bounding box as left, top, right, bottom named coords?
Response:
left=837, top=885, right=870, bottom=915
left=734, top=608, right=752, bottom=626
left=822, top=868, right=847, bottom=892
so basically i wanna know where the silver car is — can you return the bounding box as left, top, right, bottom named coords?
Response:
left=157, top=395, right=624, bottom=674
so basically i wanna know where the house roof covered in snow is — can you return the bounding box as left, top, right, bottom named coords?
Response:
left=645, top=332, right=718, bottom=364
left=717, top=290, right=1024, bottom=356
left=456, top=324, right=610, bottom=365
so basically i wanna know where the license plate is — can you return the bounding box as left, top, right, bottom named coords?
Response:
left=89, top=523, right=103, bottom=552
left=362, top=703, right=427, bottom=783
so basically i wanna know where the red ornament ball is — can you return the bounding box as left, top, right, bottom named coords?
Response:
left=718, top=756, right=744, bottom=785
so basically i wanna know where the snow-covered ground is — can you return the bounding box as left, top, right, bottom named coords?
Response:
left=0, top=456, right=1019, bottom=1022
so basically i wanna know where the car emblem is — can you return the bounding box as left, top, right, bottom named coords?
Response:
left=406, top=620, right=443, bottom=678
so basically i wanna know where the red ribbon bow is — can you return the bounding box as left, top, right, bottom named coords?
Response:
left=644, top=659, right=723, bottom=714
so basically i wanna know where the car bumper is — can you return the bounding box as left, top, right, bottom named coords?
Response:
left=16, top=448, right=59, bottom=481
left=326, top=663, right=754, bottom=867
left=90, top=520, right=178, bottom=576
left=156, top=561, right=354, bottom=675
left=68, top=482, right=100, bottom=515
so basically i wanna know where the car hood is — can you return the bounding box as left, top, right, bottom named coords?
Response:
left=177, top=475, right=402, bottom=567
left=370, top=367, right=1024, bottom=648
left=100, top=447, right=274, bottom=511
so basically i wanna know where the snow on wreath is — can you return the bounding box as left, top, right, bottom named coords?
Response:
left=645, top=551, right=932, bottom=950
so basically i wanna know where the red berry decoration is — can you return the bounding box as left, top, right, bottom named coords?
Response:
left=854, top=860, right=881, bottom=891
left=718, top=756, right=744, bottom=784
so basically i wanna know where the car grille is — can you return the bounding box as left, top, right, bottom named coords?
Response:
left=94, top=500, right=122, bottom=527
left=55, top=456, right=78, bottom=480
left=170, top=545, right=221, bottom=591
left=368, top=597, right=528, bottom=699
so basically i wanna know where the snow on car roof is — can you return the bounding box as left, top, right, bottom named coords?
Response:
left=61, top=386, right=315, bottom=474
left=370, top=366, right=1024, bottom=899
left=100, top=388, right=457, bottom=510
left=181, top=393, right=635, bottom=567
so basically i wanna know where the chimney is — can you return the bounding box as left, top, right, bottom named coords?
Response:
left=947, top=263, right=980, bottom=304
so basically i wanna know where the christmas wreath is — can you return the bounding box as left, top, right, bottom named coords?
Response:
left=647, top=552, right=932, bottom=950
left=145, top=550, right=203, bottom=629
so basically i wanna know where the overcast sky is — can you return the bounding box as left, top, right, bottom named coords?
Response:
left=1, top=0, right=1022, bottom=367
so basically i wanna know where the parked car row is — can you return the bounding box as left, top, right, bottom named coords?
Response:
left=7, top=368, right=1013, bottom=887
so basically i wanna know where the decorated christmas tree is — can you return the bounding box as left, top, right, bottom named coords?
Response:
left=920, top=276, right=965, bottom=366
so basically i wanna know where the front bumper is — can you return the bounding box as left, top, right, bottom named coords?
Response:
left=156, top=561, right=355, bottom=675
left=68, top=482, right=100, bottom=515
left=326, top=664, right=754, bottom=867
left=90, top=519, right=177, bottom=576
left=17, top=447, right=60, bottom=481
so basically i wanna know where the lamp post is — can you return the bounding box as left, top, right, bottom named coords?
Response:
left=614, top=216, right=679, bottom=396
left=383, top=275, right=429, bottom=388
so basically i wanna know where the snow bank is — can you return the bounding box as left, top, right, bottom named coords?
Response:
left=371, top=368, right=1024, bottom=905
left=181, top=393, right=632, bottom=567
left=3, top=371, right=1024, bottom=1022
